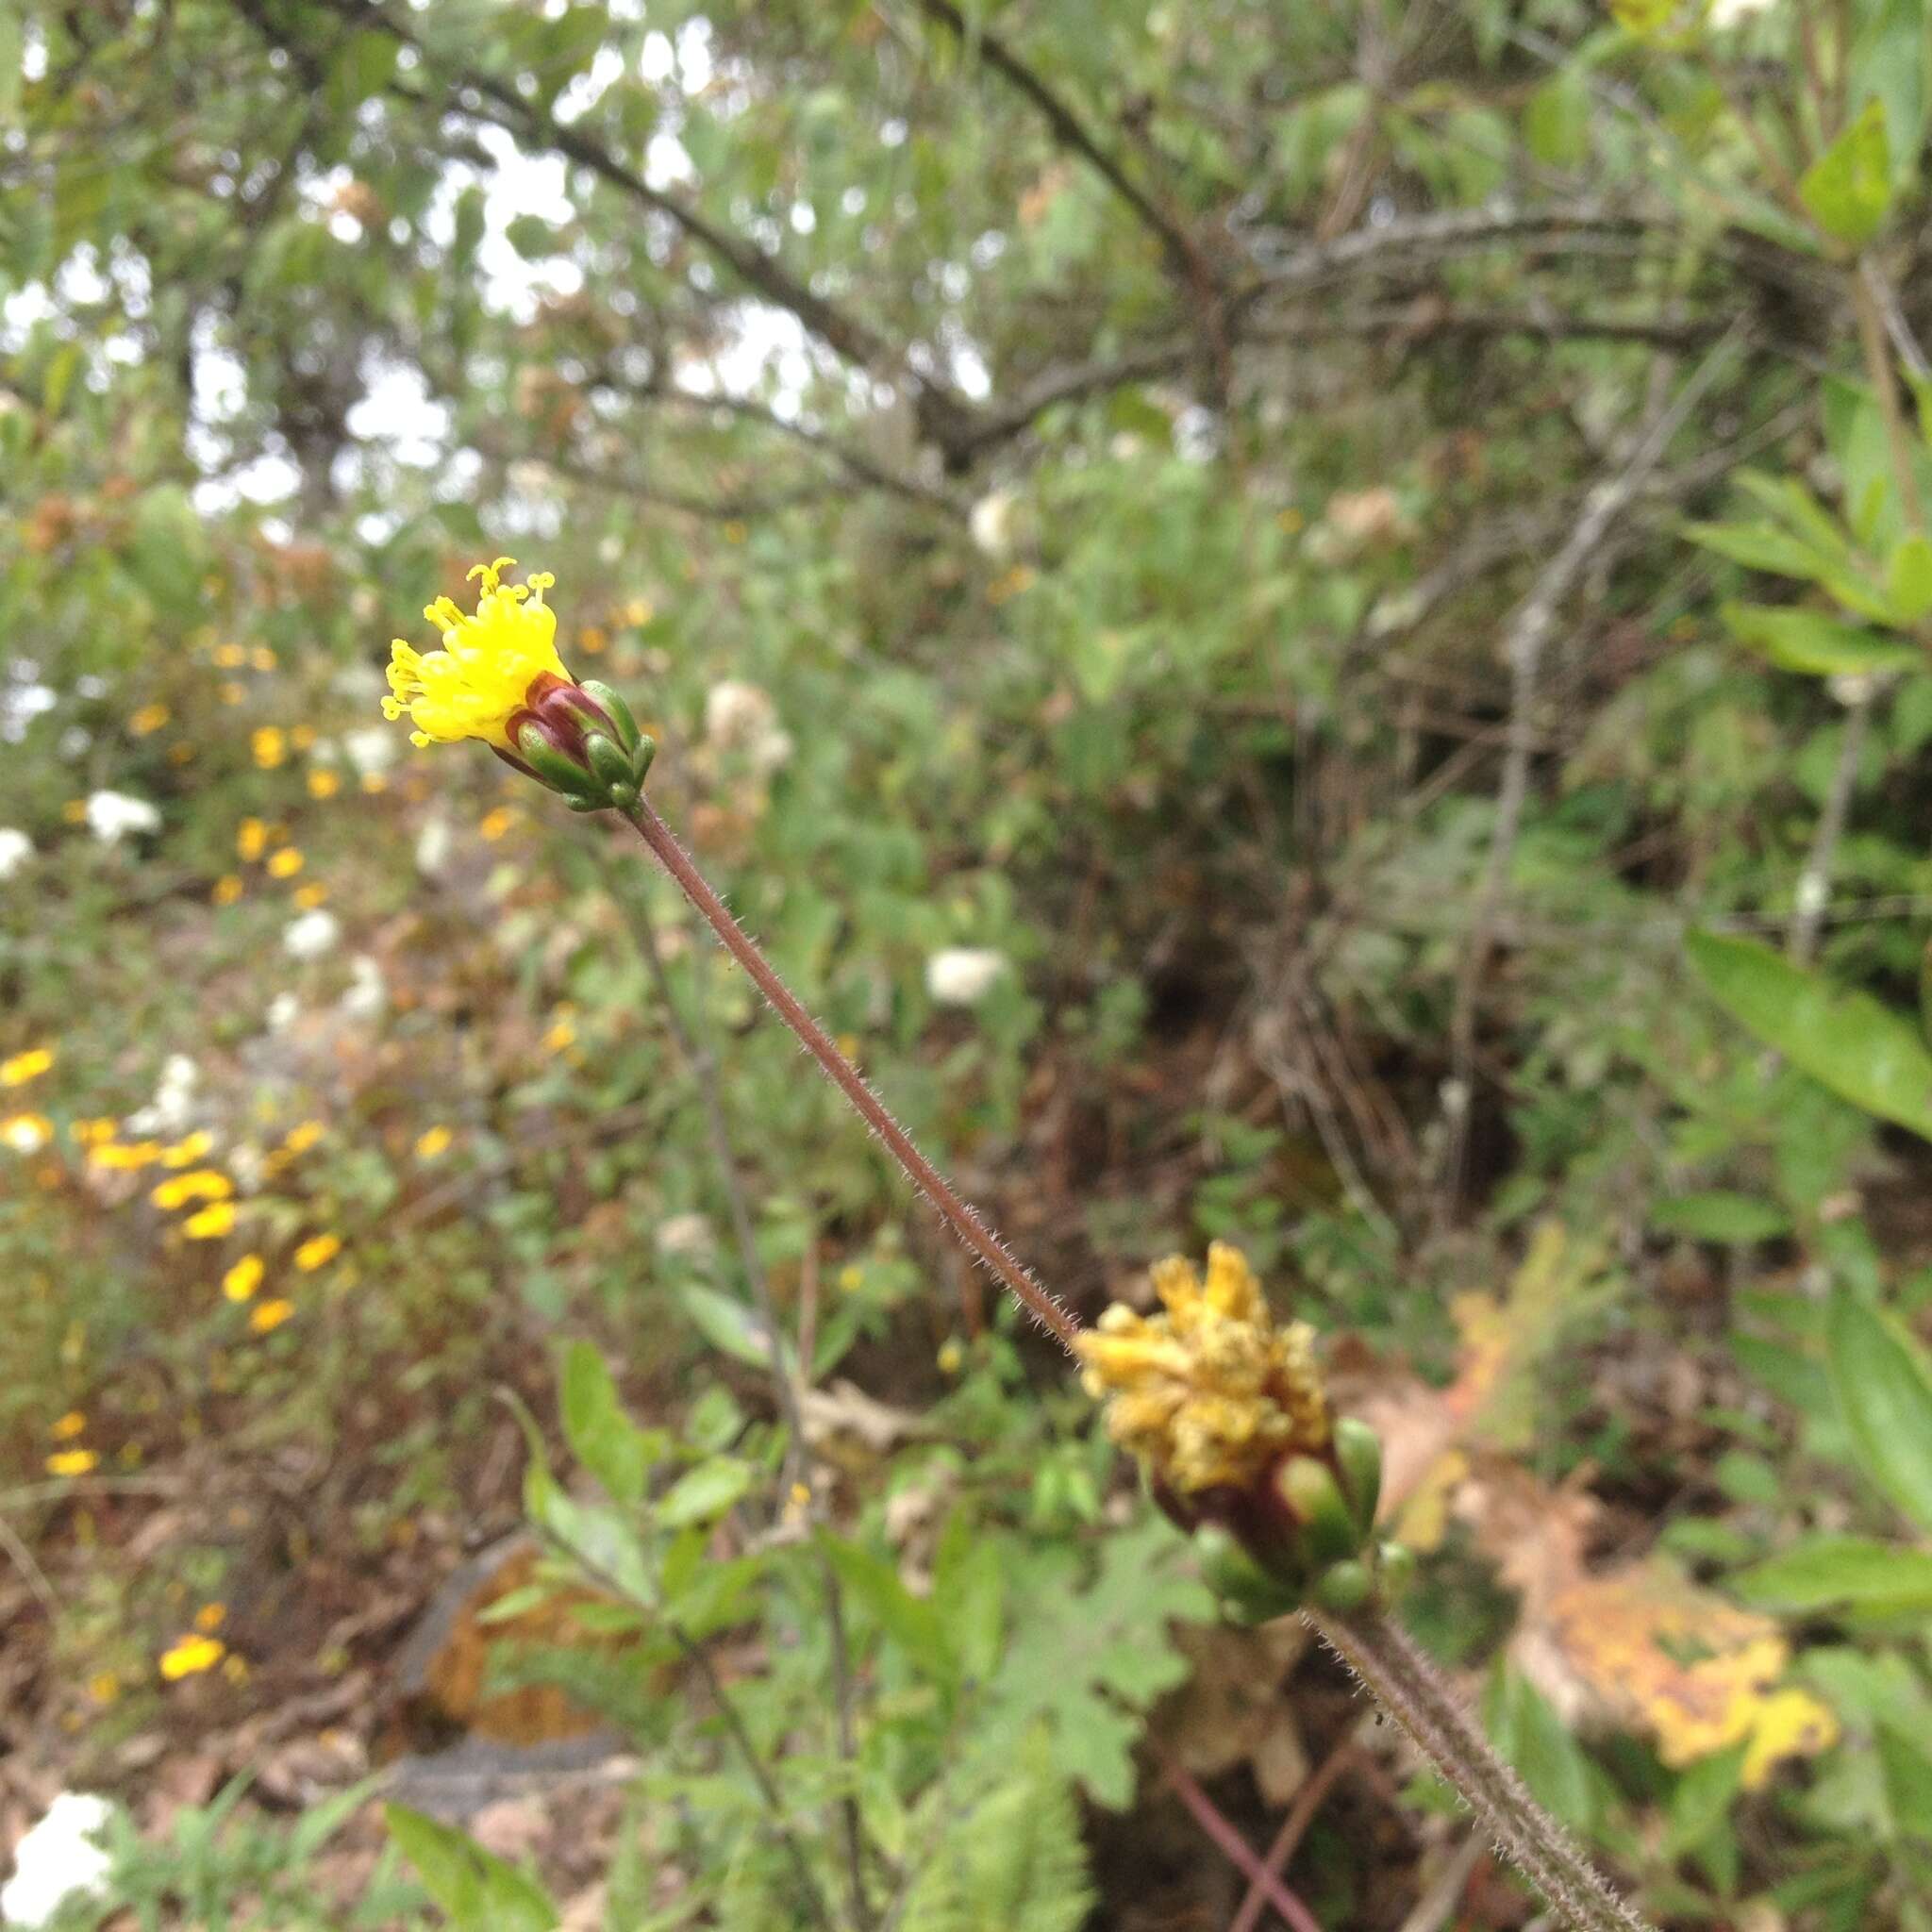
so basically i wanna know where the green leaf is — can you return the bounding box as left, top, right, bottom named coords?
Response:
left=1879, top=1726, right=1932, bottom=1841
left=1668, top=1742, right=1748, bottom=1858
left=655, top=1456, right=753, bottom=1529
left=1721, top=603, right=1921, bottom=677
left=1651, top=1191, right=1792, bottom=1243
left=559, top=1341, right=654, bottom=1506
left=1684, top=932, right=1932, bottom=1141
left=1799, top=97, right=1895, bottom=249
left=385, top=1806, right=558, bottom=1931
left=675, top=1284, right=795, bottom=1375
left=820, top=1533, right=958, bottom=1687
left=1826, top=1290, right=1932, bottom=1532
left=1890, top=535, right=1932, bottom=623
left=1486, top=1663, right=1597, bottom=1833
left=1732, top=1534, right=1932, bottom=1613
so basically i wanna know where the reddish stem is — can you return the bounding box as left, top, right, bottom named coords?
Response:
left=625, top=796, right=1081, bottom=1353
left=1163, top=1759, right=1325, bottom=1932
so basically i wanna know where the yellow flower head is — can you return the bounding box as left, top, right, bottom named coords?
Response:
left=222, top=1254, right=265, bottom=1302
left=46, top=1448, right=98, bottom=1477
left=382, top=558, right=568, bottom=750
left=158, top=1633, right=226, bottom=1681
left=1076, top=1241, right=1328, bottom=1494
left=1, top=1046, right=55, bottom=1088
left=294, top=1232, right=341, bottom=1272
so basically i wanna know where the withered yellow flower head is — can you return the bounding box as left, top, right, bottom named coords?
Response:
left=1077, top=1241, right=1328, bottom=1493
left=382, top=558, right=567, bottom=750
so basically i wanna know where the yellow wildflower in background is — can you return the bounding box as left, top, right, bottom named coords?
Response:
left=237, top=818, right=269, bottom=861
left=254, top=646, right=280, bottom=674
left=252, top=726, right=287, bottom=770
left=89, top=1672, right=120, bottom=1706
left=90, top=1140, right=162, bottom=1171
left=213, top=641, right=247, bottom=670
left=294, top=1232, right=341, bottom=1272
left=194, top=1602, right=226, bottom=1632
left=1, top=1047, right=56, bottom=1087
left=249, top=1298, right=294, bottom=1333
left=152, top=1170, right=232, bottom=1210
left=478, top=807, right=515, bottom=841
left=46, top=1449, right=98, bottom=1477
left=129, top=703, right=171, bottom=736
left=414, top=1125, right=453, bottom=1159
left=541, top=1009, right=577, bottom=1054
left=183, top=1202, right=238, bottom=1240
left=51, top=1411, right=87, bottom=1441
left=292, top=882, right=329, bottom=909
left=382, top=558, right=567, bottom=749
left=1077, top=1241, right=1328, bottom=1494
left=158, top=1634, right=225, bottom=1680
left=223, top=1254, right=264, bottom=1302
left=72, top=1119, right=117, bottom=1146
left=159, top=1131, right=214, bottom=1168
left=212, top=874, right=244, bottom=906
left=266, top=847, right=305, bottom=879
left=307, top=768, right=341, bottom=799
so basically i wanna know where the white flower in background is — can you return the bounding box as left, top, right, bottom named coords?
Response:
left=341, top=724, right=399, bottom=779
left=84, top=791, right=160, bottom=845
left=0, top=1791, right=119, bottom=1928
left=925, top=946, right=1009, bottom=1008
left=2, top=1115, right=52, bottom=1155
left=704, top=680, right=794, bottom=776
left=968, top=490, right=1016, bottom=558
left=283, top=908, right=341, bottom=961
left=414, top=815, right=453, bottom=878
left=125, top=1054, right=198, bottom=1136
left=74, top=675, right=108, bottom=700
left=655, top=1210, right=715, bottom=1258
left=0, top=682, right=56, bottom=743
left=265, top=991, right=301, bottom=1033
left=58, top=727, right=92, bottom=760
left=339, top=954, right=389, bottom=1022
left=0, top=828, right=33, bottom=880
left=1708, top=0, right=1774, bottom=25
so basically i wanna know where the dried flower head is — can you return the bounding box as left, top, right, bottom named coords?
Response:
left=1077, top=1241, right=1328, bottom=1494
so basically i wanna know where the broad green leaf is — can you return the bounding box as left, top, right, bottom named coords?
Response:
left=1524, top=69, right=1591, bottom=168
left=1879, top=1726, right=1932, bottom=1842
left=1651, top=1191, right=1792, bottom=1243
left=1685, top=519, right=1834, bottom=583
left=1720, top=602, right=1920, bottom=677
left=1826, top=1290, right=1932, bottom=1532
left=385, top=1806, right=558, bottom=1932
left=655, top=1456, right=753, bottom=1529
left=1732, top=1534, right=1932, bottom=1613
left=1486, top=1663, right=1598, bottom=1832
left=1685, top=932, right=1932, bottom=1141
left=1799, top=98, right=1895, bottom=249
left=559, top=1340, right=654, bottom=1506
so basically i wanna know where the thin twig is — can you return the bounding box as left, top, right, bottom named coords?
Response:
left=1394, top=1833, right=1487, bottom=1932
left=0, top=1507, right=59, bottom=1619
left=1441, top=324, right=1744, bottom=1218
left=1163, top=1759, right=1325, bottom=1932
left=1227, top=1736, right=1362, bottom=1932
left=616, top=877, right=875, bottom=1930
left=1789, top=696, right=1873, bottom=968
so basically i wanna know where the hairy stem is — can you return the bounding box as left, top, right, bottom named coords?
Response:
left=624, top=796, right=1080, bottom=1353
left=1307, top=1608, right=1659, bottom=1932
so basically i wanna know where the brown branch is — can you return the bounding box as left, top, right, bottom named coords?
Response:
left=911, top=0, right=1211, bottom=286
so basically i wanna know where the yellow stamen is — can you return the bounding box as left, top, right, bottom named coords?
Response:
left=381, top=558, right=569, bottom=751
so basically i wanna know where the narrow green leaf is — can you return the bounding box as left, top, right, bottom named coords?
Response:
left=1889, top=535, right=1932, bottom=623
left=1798, top=97, right=1895, bottom=248
left=1685, top=932, right=1932, bottom=1141
left=654, top=1456, right=753, bottom=1529
left=1652, top=1191, right=1792, bottom=1243
left=385, top=1805, right=558, bottom=1931
left=1732, top=1534, right=1932, bottom=1612
left=1721, top=602, right=1921, bottom=677
left=1826, top=1290, right=1932, bottom=1532
left=675, top=1283, right=795, bottom=1375
left=819, top=1533, right=957, bottom=1687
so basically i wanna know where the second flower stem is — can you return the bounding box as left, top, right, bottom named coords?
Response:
left=625, top=795, right=1081, bottom=1354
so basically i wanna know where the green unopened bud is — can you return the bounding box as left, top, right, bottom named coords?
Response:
left=1312, top=1558, right=1373, bottom=1613
left=1278, top=1455, right=1359, bottom=1568
left=1194, top=1524, right=1301, bottom=1624
left=583, top=731, right=636, bottom=793
left=578, top=680, right=642, bottom=758
left=1376, top=1540, right=1415, bottom=1600
left=1331, top=1416, right=1383, bottom=1540
left=515, top=722, right=602, bottom=800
